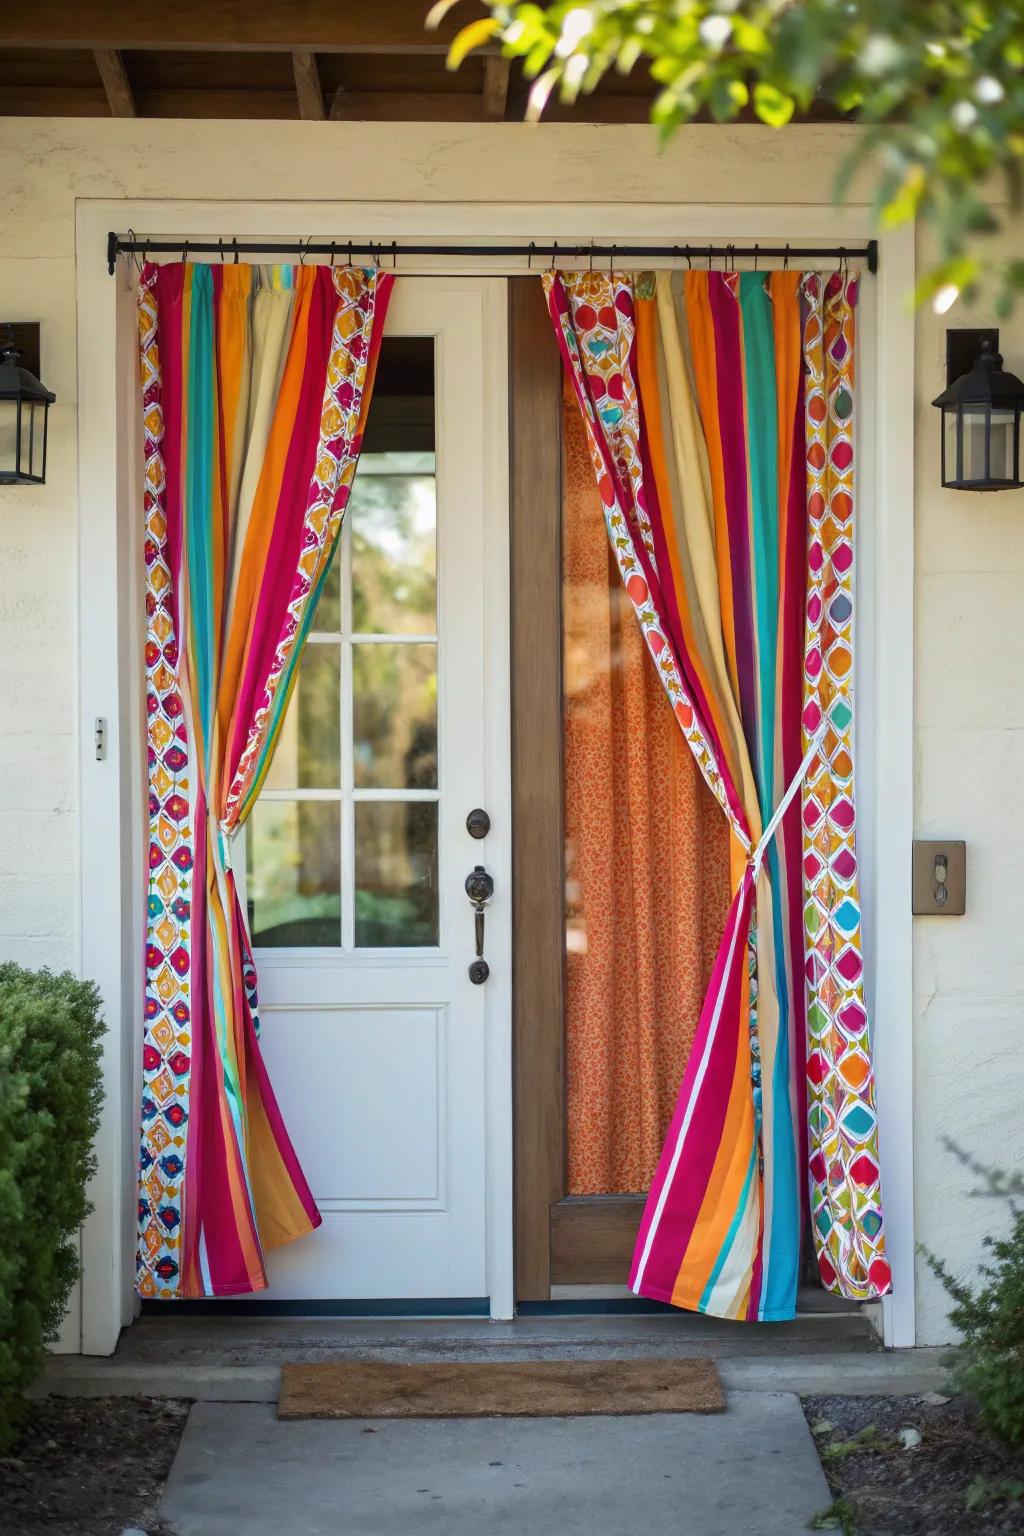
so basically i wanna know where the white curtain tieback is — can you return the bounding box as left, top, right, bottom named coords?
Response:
left=749, top=724, right=828, bottom=881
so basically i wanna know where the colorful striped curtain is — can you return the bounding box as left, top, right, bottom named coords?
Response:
left=545, top=267, right=890, bottom=1321
left=137, top=261, right=393, bottom=1299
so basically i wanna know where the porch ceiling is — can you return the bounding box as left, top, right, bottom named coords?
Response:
left=0, top=1, right=846, bottom=124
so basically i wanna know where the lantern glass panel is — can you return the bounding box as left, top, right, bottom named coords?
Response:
left=29, top=400, right=45, bottom=481
left=986, top=406, right=1017, bottom=484
left=20, top=400, right=35, bottom=480
left=0, top=398, right=18, bottom=480
left=950, top=404, right=1017, bottom=487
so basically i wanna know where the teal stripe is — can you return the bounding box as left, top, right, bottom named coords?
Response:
left=186, top=266, right=217, bottom=776
left=759, top=840, right=801, bottom=1319
left=738, top=273, right=779, bottom=824
left=736, top=274, right=799, bottom=1321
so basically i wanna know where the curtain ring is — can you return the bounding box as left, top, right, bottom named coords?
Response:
left=783, top=243, right=790, bottom=271
left=753, top=243, right=759, bottom=272
left=707, top=246, right=712, bottom=271
left=181, top=239, right=189, bottom=265
left=232, top=237, right=239, bottom=264
left=550, top=239, right=558, bottom=271
left=126, top=228, right=143, bottom=275
left=588, top=240, right=595, bottom=272
left=608, top=243, right=615, bottom=276
left=527, top=241, right=535, bottom=271
left=684, top=244, right=692, bottom=271
left=218, top=238, right=225, bottom=264
left=329, top=241, right=336, bottom=268
left=391, top=240, right=398, bottom=270
left=298, top=237, right=308, bottom=266
left=347, top=241, right=353, bottom=266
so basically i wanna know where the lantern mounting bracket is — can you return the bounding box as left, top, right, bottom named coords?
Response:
left=1, top=322, right=41, bottom=381
left=946, top=328, right=999, bottom=390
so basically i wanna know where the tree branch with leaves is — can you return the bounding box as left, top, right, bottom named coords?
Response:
left=430, top=0, right=1024, bottom=310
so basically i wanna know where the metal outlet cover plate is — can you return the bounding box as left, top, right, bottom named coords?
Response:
left=912, top=839, right=967, bottom=916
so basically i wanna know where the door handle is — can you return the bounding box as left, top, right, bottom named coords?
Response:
left=465, top=864, right=494, bottom=984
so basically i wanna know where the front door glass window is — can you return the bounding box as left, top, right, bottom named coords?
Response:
left=246, top=338, right=440, bottom=950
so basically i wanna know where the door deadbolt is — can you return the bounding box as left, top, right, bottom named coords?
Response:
left=466, top=808, right=491, bottom=840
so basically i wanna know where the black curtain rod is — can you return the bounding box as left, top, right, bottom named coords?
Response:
left=106, top=231, right=878, bottom=277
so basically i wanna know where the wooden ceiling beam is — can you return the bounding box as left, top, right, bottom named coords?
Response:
left=0, top=1, right=469, bottom=53
left=291, top=49, right=324, bottom=119
left=482, top=56, right=510, bottom=121
left=93, top=47, right=135, bottom=116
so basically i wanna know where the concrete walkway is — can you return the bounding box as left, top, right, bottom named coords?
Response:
left=158, top=1393, right=832, bottom=1536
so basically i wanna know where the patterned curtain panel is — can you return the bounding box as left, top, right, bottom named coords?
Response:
left=545, top=267, right=889, bottom=1321
left=137, top=261, right=393, bottom=1299
left=562, top=373, right=731, bottom=1195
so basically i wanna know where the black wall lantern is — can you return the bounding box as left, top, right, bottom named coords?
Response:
left=0, top=322, right=56, bottom=486
left=932, top=328, right=1024, bottom=491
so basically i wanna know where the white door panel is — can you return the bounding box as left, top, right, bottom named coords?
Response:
left=241, top=280, right=502, bottom=1301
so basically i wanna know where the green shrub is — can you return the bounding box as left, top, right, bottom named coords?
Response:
left=922, top=1141, right=1024, bottom=1450
left=0, top=964, right=104, bottom=1448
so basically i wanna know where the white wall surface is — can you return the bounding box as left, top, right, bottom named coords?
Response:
left=0, top=118, right=1020, bottom=1345
left=912, top=229, right=1024, bottom=1344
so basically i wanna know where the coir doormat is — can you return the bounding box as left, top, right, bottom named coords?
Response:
left=278, top=1358, right=725, bottom=1419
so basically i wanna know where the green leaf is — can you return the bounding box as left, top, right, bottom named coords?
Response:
left=880, top=165, right=926, bottom=228
left=709, top=74, right=748, bottom=121
left=753, top=81, right=795, bottom=127
left=966, top=1476, right=991, bottom=1511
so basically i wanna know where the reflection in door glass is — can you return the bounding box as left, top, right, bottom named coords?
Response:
left=351, top=457, right=437, bottom=636
left=353, top=642, right=438, bottom=789
left=354, top=801, right=439, bottom=948
left=246, top=800, right=342, bottom=948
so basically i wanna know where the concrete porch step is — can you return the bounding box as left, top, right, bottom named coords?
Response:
left=106, top=1307, right=881, bottom=1370
left=39, top=1295, right=953, bottom=1405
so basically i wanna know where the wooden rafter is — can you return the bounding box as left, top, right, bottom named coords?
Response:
left=482, top=56, right=510, bottom=121
left=291, top=50, right=324, bottom=119
left=0, top=1, right=466, bottom=53
left=93, top=47, right=135, bottom=117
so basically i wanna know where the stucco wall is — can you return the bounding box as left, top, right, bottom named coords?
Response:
left=912, top=229, right=1024, bottom=1344
left=0, top=118, right=1021, bottom=1345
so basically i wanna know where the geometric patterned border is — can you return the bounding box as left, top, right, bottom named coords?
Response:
left=801, top=271, right=890, bottom=1301
left=136, top=268, right=191, bottom=1298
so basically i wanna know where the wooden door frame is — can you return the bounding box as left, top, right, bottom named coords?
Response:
left=509, top=277, right=563, bottom=1299
left=509, top=278, right=643, bottom=1298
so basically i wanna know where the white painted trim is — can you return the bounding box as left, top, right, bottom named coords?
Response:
left=74, top=197, right=914, bottom=1352
left=76, top=214, right=146, bottom=1354
left=866, top=223, right=917, bottom=1348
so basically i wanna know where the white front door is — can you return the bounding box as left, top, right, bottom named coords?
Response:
left=241, top=279, right=508, bottom=1304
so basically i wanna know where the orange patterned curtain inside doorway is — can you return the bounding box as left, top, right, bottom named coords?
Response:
left=562, top=376, right=732, bottom=1195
